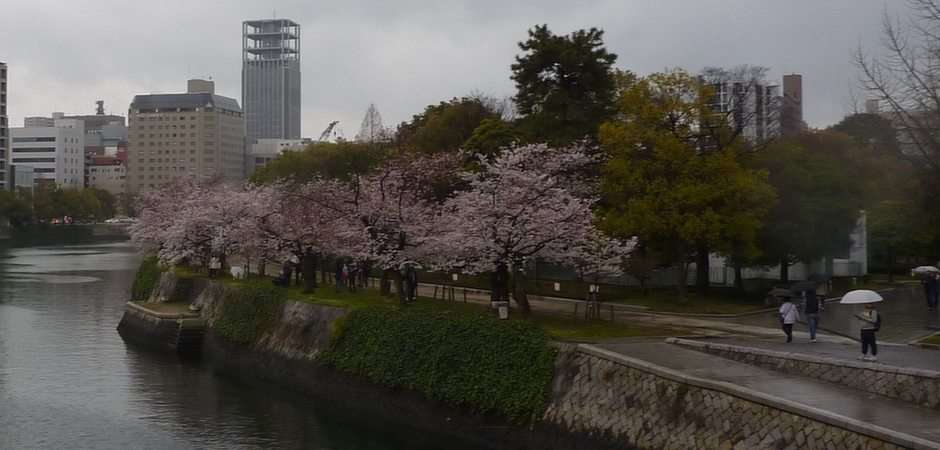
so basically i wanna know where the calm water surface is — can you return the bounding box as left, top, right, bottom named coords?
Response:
left=0, top=230, right=484, bottom=449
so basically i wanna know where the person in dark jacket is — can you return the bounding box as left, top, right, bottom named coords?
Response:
left=802, top=289, right=824, bottom=342
left=924, top=273, right=940, bottom=312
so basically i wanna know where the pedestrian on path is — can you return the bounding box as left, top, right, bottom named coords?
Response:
left=856, top=304, right=882, bottom=362
left=802, top=289, right=824, bottom=343
left=925, top=273, right=940, bottom=312
left=779, top=296, right=799, bottom=343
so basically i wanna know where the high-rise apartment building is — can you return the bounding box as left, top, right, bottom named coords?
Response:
left=708, top=79, right=781, bottom=143
left=10, top=118, right=85, bottom=189
left=242, top=19, right=301, bottom=141
left=127, top=79, right=245, bottom=192
left=1, top=62, right=8, bottom=186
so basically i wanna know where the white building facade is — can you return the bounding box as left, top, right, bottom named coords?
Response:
left=247, top=138, right=308, bottom=176
left=11, top=118, right=85, bottom=189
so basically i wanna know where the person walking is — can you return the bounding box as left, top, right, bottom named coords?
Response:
left=802, top=289, right=824, bottom=343
left=856, top=304, right=882, bottom=362
left=927, top=273, right=940, bottom=312
left=779, top=296, right=799, bottom=343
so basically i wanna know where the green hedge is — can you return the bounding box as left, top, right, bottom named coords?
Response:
left=323, top=308, right=557, bottom=420
left=215, top=283, right=286, bottom=344
left=131, top=256, right=161, bottom=301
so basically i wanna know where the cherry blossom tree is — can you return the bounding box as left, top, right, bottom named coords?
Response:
left=253, top=178, right=356, bottom=292
left=339, top=153, right=460, bottom=299
left=427, top=143, right=621, bottom=314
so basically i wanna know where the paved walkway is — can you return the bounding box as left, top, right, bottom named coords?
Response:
left=684, top=337, right=940, bottom=372
left=718, top=285, right=940, bottom=343
left=597, top=341, right=940, bottom=444
left=678, top=336, right=940, bottom=373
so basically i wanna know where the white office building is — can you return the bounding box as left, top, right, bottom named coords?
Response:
left=11, top=118, right=85, bottom=189
left=247, top=138, right=308, bottom=175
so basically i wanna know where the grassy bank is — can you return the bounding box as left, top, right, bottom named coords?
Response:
left=174, top=267, right=682, bottom=341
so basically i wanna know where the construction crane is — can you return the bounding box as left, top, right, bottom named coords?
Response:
left=318, top=121, right=339, bottom=142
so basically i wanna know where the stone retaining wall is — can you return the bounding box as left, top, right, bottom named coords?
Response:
left=117, top=303, right=184, bottom=352
left=668, top=338, right=940, bottom=411
left=545, top=345, right=934, bottom=449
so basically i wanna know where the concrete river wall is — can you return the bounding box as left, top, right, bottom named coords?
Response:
left=118, top=273, right=929, bottom=449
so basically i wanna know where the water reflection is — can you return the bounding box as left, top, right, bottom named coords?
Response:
left=0, top=230, right=486, bottom=449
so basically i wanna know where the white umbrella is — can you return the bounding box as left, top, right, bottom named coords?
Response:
left=912, top=266, right=940, bottom=275
left=839, top=289, right=884, bottom=304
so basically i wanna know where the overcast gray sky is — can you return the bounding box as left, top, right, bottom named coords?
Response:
left=0, top=0, right=901, bottom=138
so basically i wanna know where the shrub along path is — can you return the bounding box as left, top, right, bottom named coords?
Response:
left=182, top=269, right=689, bottom=343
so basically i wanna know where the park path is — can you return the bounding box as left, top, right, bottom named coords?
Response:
left=717, top=285, right=940, bottom=343
left=405, top=280, right=855, bottom=342
left=597, top=340, right=940, bottom=446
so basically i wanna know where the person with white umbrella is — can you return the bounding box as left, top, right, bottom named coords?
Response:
left=842, top=290, right=884, bottom=362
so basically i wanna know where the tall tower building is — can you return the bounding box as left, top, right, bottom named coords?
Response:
left=1, top=62, right=8, bottom=186
left=242, top=19, right=301, bottom=142
left=781, top=74, right=804, bottom=135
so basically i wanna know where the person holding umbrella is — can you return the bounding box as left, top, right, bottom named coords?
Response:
left=842, top=290, right=884, bottom=362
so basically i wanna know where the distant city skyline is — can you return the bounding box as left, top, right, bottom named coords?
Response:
left=0, top=0, right=903, bottom=139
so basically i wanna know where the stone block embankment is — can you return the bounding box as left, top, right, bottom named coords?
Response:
left=117, top=302, right=204, bottom=353
left=545, top=344, right=934, bottom=449
left=668, top=337, right=940, bottom=411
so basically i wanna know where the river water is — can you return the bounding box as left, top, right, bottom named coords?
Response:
left=0, top=230, right=484, bottom=450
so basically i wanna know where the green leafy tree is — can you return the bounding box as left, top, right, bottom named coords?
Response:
left=251, top=140, right=388, bottom=184
left=462, top=118, right=524, bottom=159
left=599, top=71, right=775, bottom=299
left=0, top=190, right=32, bottom=228
left=748, top=132, right=867, bottom=281
left=511, top=25, right=618, bottom=145
left=395, top=96, right=503, bottom=154
left=868, top=199, right=935, bottom=279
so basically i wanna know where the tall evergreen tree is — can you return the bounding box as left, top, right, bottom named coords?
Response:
left=511, top=25, right=618, bottom=145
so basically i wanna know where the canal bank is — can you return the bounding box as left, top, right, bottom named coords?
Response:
left=119, top=271, right=936, bottom=450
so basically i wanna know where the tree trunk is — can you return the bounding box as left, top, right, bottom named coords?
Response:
left=887, top=248, right=896, bottom=283
left=780, top=258, right=790, bottom=283
left=259, top=261, right=266, bottom=277
left=639, top=277, right=649, bottom=297
left=676, top=262, right=689, bottom=300
left=512, top=269, right=531, bottom=315
left=380, top=269, right=393, bottom=296
left=491, top=263, right=510, bottom=305
left=733, top=261, right=744, bottom=291
left=395, top=270, right=406, bottom=305
left=302, top=250, right=318, bottom=293
left=695, top=241, right=709, bottom=295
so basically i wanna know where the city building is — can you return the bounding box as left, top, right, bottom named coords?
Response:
left=10, top=118, right=85, bottom=189
left=707, top=78, right=781, bottom=144
left=0, top=62, right=7, bottom=187
left=127, top=79, right=245, bottom=192
left=86, top=153, right=127, bottom=195
left=8, top=164, right=35, bottom=194
left=26, top=107, right=128, bottom=187
left=781, top=74, right=805, bottom=135
left=247, top=138, right=309, bottom=176
left=242, top=19, right=301, bottom=141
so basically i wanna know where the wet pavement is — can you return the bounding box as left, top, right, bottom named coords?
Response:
left=677, top=336, right=940, bottom=373
left=718, top=285, right=940, bottom=343
left=598, top=342, right=940, bottom=444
